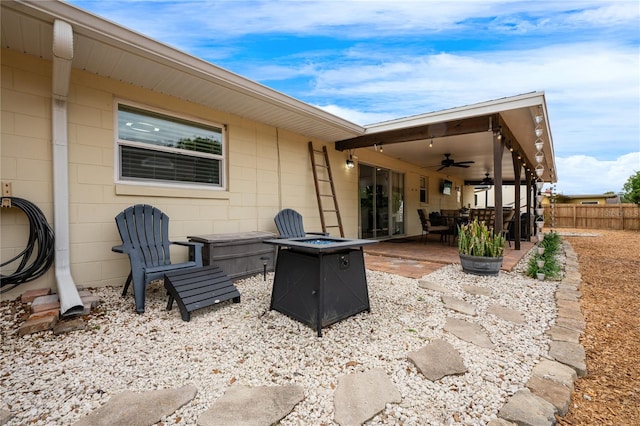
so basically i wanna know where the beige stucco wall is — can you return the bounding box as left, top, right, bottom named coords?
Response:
left=1, top=48, right=462, bottom=299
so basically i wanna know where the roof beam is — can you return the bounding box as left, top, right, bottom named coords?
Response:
left=335, top=114, right=497, bottom=151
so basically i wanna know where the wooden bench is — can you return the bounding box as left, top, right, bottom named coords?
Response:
left=164, top=265, right=240, bottom=321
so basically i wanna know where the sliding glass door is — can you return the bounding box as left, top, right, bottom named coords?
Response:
left=359, top=164, right=404, bottom=239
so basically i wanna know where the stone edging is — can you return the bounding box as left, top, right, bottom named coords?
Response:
left=490, top=240, right=586, bottom=425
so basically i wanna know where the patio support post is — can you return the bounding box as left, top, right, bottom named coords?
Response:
left=525, top=173, right=533, bottom=240
left=492, top=131, right=504, bottom=236
left=511, top=150, right=522, bottom=250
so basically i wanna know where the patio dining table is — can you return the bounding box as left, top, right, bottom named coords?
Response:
left=441, top=215, right=470, bottom=246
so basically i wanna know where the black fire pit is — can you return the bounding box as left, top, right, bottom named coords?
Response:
left=264, top=236, right=377, bottom=337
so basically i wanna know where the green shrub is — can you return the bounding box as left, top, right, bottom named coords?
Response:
left=458, top=219, right=506, bottom=257
left=527, top=231, right=562, bottom=279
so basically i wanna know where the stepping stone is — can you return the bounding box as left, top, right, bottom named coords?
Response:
left=0, top=409, right=14, bottom=425
left=198, top=384, right=304, bottom=426
left=549, top=341, right=587, bottom=377
left=443, top=318, right=495, bottom=349
left=487, top=304, right=525, bottom=324
left=407, top=339, right=467, bottom=381
left=463, top=284, right=492, bottom=297
left=497, top=389, right=556, bottom=426
left=547, top=325, right=581, bottom=343
left=418, top=280, right=450, bottom=294
left=526, top=375, right=571, bottom=416
left=531, top=359, right=578, bottom=392
left=441, top=296, right=476, bottom=316
left=73, top=384, right=197, bottom=426
left=487, top=419, right=517, bottom=426
left=334, top=368, right=401, bottom=426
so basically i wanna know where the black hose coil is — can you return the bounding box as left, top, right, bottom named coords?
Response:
left=1, top=197, right=55, bottom=293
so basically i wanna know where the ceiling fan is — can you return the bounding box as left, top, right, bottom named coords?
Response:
left=437, top=153, right=475, bottom=171
left=481, top=172, right=494, bottom=185
left=475, top=173, right=494, bottom=189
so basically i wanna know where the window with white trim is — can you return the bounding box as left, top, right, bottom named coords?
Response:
left=117, top=104, right=225, bottom=188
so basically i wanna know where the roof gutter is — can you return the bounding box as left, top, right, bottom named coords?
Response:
left=52, top=19, right=84, bottom=316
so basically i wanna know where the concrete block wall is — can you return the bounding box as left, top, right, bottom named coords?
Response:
left=1, top=47, right=458, bottom=301
left=0, top=49, right=359, bottom=300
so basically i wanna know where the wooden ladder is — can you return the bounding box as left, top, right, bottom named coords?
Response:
left=308, top=141, right=344, bottom=237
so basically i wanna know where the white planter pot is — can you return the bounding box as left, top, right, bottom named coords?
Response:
left=537, top=260, right=545, bottom=268
left=536, top=272, right=545, bottom=281
left=535, top=208, right=544, bottom=216
left=537, top=247, right=545, bottom=255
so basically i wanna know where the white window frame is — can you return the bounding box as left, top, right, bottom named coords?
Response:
left=114, top=100, right=226, bottom=191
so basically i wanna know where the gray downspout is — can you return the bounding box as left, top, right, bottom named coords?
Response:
left=52, top=20, right=84, bottom=316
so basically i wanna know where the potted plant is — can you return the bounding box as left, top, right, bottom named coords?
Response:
left=457, top=219, right=506, bottom=276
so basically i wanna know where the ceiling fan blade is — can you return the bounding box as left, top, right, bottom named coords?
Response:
left=452, top=164, right=471, bottom=168
left=436, top=165, right=447, bottom=171
left=454, top=161, right=475, bottom=165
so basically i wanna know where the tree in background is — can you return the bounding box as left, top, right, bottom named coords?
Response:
left=621, top=171, right=640, bottom=204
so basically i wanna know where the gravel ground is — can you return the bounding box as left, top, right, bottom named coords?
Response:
left=1, top=248, right=558, bottom=426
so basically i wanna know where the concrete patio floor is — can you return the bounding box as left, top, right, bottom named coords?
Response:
left=363, top=235, right=535, bottom=279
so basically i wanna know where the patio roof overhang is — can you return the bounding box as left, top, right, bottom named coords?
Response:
left=336, top=92, right=557, bottom=186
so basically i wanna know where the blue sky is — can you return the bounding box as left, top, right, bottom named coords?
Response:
left=69, top=0, right=640, bottom=195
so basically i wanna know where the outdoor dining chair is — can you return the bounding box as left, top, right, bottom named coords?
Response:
left=417, top=208, right=450, bottom=243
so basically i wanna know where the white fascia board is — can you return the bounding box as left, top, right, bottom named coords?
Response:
left=365, top=92, right=547, bottom=133
left=14, top=0, right=364, bottom=135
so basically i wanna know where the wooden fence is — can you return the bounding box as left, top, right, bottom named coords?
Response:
left=545, top=203, right=640, bottom=230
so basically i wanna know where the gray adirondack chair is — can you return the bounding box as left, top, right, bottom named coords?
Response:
left=274, top=208, right=328, bottom=238
left=112, top=204, right=203, bottom=314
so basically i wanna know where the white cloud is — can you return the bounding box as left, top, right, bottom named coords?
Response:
left=554, top=152, right=640, bottom=194
left=71, top=1, right=640, bottom=41
left=314, top=104, right=394, bottom=126
left=68, top=0, right=639, bottom=195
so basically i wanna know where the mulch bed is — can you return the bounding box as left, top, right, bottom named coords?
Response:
left=558, top=229, right=640, bottom=425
